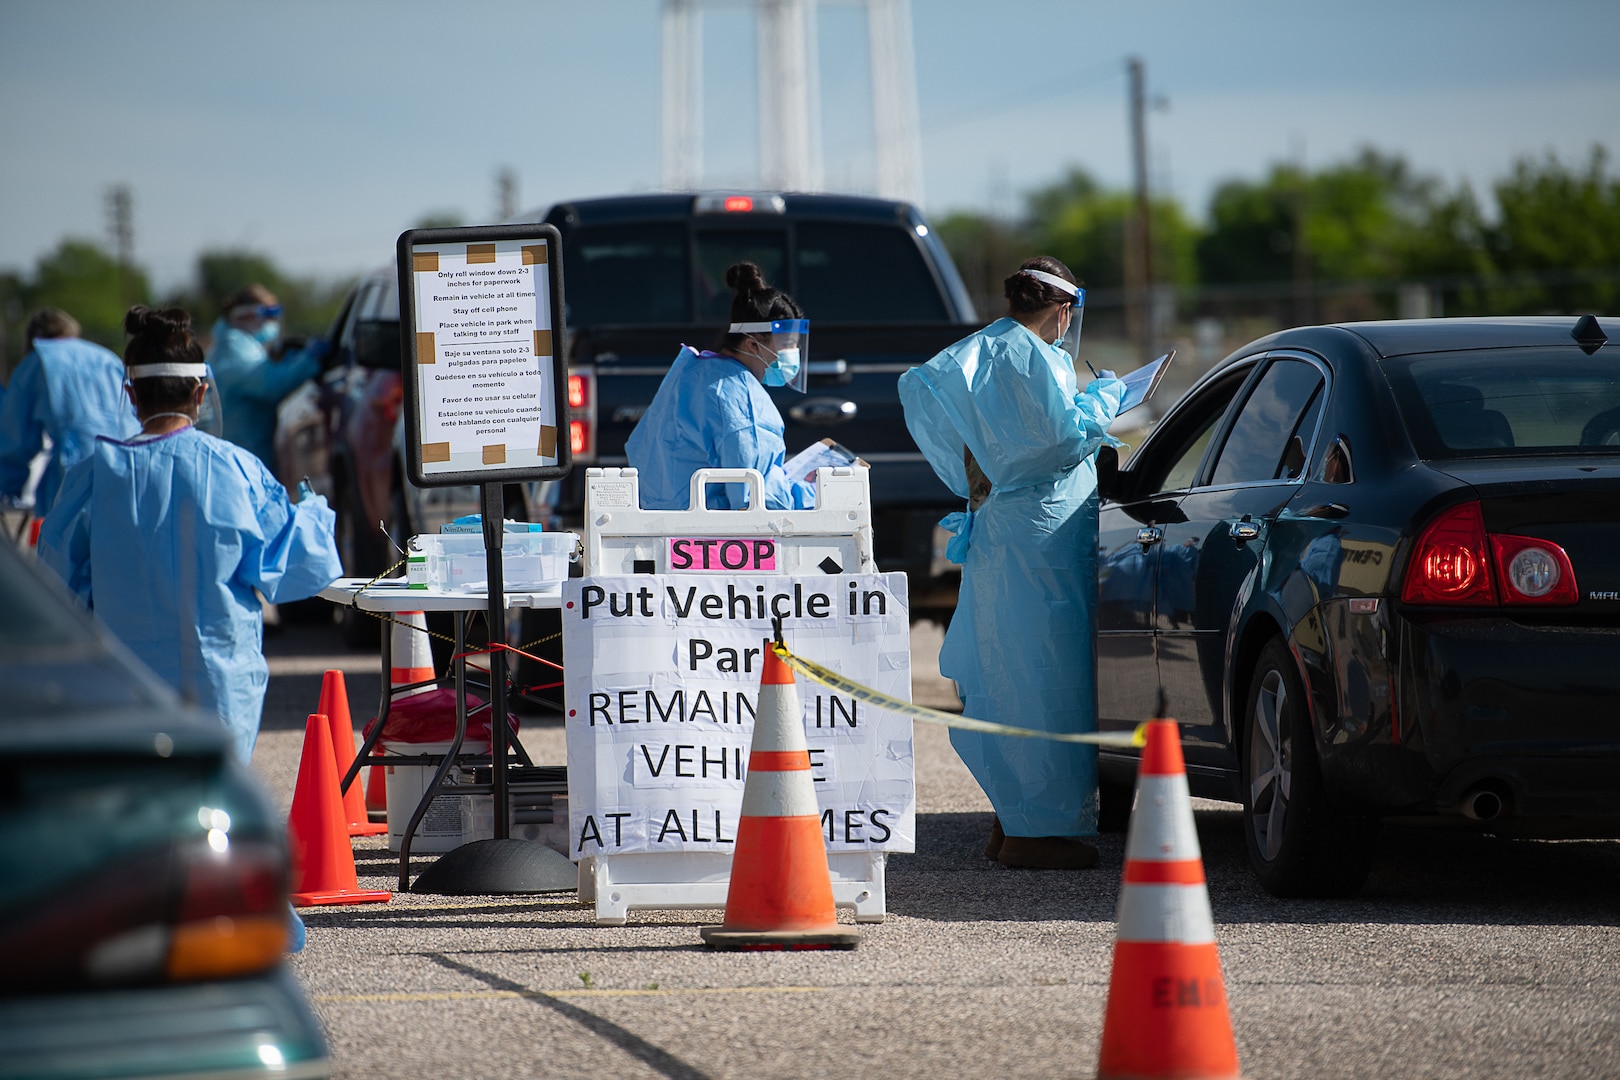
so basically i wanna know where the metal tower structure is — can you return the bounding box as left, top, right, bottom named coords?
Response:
left=660, top=0, right=922, bottom=204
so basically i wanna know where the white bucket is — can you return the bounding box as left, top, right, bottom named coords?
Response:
left=384, top=739, right=489, bottom=852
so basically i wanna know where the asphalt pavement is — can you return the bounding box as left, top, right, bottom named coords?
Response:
left=257, top=618, right=1620, bottom=1080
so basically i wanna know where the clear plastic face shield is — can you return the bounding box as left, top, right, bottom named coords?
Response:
left=1020, top=268, right=1086, bottom=365
left=730, top=318, right=810, bottom=393
left=125, top=362, right=223, bottom=436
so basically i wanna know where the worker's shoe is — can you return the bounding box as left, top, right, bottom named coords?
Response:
left=984, top=817, right=1004, bottom=860
left=997, top=835, right=1100, bottom=870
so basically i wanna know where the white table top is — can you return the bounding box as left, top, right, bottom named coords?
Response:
left=318, top=578, right=564, bottom=612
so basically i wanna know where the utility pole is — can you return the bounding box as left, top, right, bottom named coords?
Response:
left=106, top=184, right=135, bottom=308
left=1125, top=58, right=1154, bottom=367
left=868, top=0, right=923, bottom=205
left=495, top=167, right=518, bottom=221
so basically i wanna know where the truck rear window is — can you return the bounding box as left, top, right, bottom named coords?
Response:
left=562, top=219, right=949, bottom=326
left=795, top=221, right=948, bottom=323
left=1382, top=347, right=1620, bottom=458
left=567, top=223, right=690, bottom=325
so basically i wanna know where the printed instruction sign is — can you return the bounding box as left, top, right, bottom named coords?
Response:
left=396, top=225, right=570, bottom=486
left=562, top=574, right=916, bottom=859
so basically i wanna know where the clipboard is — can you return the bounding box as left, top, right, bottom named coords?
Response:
left=1117, top=349, right=1175, bottom=415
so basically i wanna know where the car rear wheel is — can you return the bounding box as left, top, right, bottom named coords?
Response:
left=1241, top=638, right=1377, bottom=897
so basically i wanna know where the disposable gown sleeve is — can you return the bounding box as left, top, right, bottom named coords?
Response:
left=709, top=387, right=814, bottom=511
left=0, top=355, right=46, bottom=499
left=37, top=456, right=95, bottom=604
left=223, top=342, right=320, bottom=404
left=237, top=455, right=342, bottom=603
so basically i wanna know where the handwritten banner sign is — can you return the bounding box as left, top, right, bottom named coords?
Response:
left=562, top=573, right=915, bottom=859
left=667, top=536, right=777, bottom=572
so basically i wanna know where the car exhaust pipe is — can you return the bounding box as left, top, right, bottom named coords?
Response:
left=1458, top=785, right=1508, bottom=822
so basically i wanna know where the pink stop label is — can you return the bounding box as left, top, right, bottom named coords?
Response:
left=667, top=536, right=777, bottom=572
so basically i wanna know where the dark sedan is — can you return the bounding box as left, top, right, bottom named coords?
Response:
left=1095, top=315, right=1620, bottom=897
left=0, top=540, right=328, bottom=1078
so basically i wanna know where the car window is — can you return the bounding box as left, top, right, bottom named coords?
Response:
left=1209, top=358, right=1326, bottom=486
left=1128, top=368, right=1249, bottom=496
left=564, top=223, right=691, bottom=325
left=1382, top=347, right=1620, bottom=458
left=693, top=229, right=789, bottom=324
left=794, top=222, right=949, bottom=323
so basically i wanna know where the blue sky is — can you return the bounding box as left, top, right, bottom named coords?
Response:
left=2, top=0, right=1616, bottom=291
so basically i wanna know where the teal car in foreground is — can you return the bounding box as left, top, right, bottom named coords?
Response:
left=0, top=540, right=328, bottom=1080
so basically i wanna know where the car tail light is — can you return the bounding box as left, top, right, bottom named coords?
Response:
left=166, top=833, right=288, bottom=980
left=1491, top=534, right=1578, bottom=605
left=568, top=373, right=589, bottom=409
left=1401, top=502, right=1495, bottom=605
left=1401, top=501, right=1578, bottom=608
left=570, top=419, right=589, bottom=456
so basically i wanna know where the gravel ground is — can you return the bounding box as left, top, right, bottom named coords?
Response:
left=257, top=619, right=1620, bottom=1080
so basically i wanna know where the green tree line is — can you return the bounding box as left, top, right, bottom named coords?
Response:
left=938, top=144, right=1620, bottom=324
left=0, top=245, right=352, bottom=378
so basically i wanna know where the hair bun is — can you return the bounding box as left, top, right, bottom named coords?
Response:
left=124, top=305, right=194, bottom=343
left=725, top=261, right=767, bottom=295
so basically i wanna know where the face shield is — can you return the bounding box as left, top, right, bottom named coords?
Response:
left=731, top=318, right=810, bottom=393
left=1019, top=268, right=1086, bottom=364
left=125, top=361, right=222, bottom=436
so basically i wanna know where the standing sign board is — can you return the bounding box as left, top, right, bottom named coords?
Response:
left=563, top=572, right=915, bottom=923
left=389, top=226, right=571, bottom=889
left=397, top=225, right=570, bottom=487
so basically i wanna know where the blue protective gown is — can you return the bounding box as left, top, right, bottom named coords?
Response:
left=625, top=346, right=814, bottom=511
left=899, top=317, right=1125, bottom=838
left=207, top=320, right=320, bottom=474
left=39, top=427, right=342, bottom=761
left=0, top=338, right=139, bottom=513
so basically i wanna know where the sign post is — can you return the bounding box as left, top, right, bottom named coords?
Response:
left=394, top=225, right=572, bottom=892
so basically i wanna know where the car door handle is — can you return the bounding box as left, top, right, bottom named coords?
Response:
left=1230, top=520, right=1261, bottom=543
left=1136, top=526, right=1163, bottom=547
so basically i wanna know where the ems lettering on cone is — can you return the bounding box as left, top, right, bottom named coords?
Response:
left=39, top=306, right=342, bottom=765
left=626, top=261, right=816, bottom=510
left=899, top=257, right=1126, bottom=870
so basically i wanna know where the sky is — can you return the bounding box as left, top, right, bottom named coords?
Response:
left=2, top=0, right=1617, bottom=293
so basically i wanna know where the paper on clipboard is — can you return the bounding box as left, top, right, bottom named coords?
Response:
left=784, top=438, right=857, bottom=483
left=1117, top=349, right=1175, bottom=415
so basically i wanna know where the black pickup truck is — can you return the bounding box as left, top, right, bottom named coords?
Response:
left=543, top=192, right=978, bottom=611
left=278, top=192, right=979, bottom=631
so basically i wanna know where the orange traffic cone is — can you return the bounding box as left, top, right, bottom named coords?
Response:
left=700, top=645, right=859, bottom=951
left=288, top=713, right=391, bottom=907
left=1097, top=719, right=1240, bottom=1080
left=319, top=670, right=388, bottom=837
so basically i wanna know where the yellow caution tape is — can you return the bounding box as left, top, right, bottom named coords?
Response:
left=771, top=642, right=1148, bottom=748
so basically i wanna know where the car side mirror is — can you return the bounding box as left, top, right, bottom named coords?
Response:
left=1097, top=444, right=1121, bottom=501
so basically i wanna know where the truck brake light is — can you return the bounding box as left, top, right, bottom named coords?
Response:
left=568, top=373, right=589, bottom=409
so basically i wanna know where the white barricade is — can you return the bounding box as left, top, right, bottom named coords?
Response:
left=571, top=466, right=901, bottom=925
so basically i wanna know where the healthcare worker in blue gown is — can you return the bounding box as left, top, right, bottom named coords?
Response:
left=900, top=256, right=1125, bottom=870
left=41, top=306, right=342, bottom=764
left=0, top=307, right=139, bottom=515
left=626, top=261, right=815, bottom=511
left=207, top=284, right=324, bottom=475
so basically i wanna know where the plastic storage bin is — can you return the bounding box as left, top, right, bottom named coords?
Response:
left=421, top=531, right=577, bottom=592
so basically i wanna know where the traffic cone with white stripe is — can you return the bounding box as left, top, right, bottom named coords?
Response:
left=700, top=644, right=860, bottom=951
left=1097, top=719, right=1240, bottom=1080
left=390, top=611, right=437, bottom=697
left=367, top=611, right=438, bottom=820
